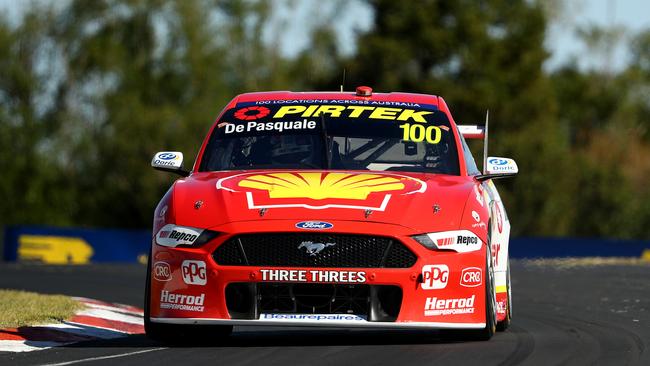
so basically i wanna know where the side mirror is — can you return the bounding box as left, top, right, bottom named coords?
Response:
left=151, top=151, right=190, bottom=177
left=476, top=157, right=518, bottom=181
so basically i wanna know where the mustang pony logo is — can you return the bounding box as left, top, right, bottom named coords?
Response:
left=298, top=241, right=335, bottom=256
left=216, top=171, right=426, bottom=211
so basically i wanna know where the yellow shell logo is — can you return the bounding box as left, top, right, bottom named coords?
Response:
left=237, top=172, right=405, bottom=200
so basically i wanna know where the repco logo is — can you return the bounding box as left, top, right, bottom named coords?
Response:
left=168, top=230, right=198, bottom=242
left=460, top=267, right=482, bottom=287
left=457, top=236, right=478, bottom=245
left=182, top=260, right=207, bottom=285
left=421, top=264, right=449, bottom=290
left=153, top=262, right=171, bottom=282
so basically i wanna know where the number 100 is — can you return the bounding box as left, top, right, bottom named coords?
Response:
left=399, top=123, right=442, bottom=144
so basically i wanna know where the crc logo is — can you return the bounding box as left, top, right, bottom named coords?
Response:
left=153, top=261, right=171, bottom=282
left=298, top=241, right=335, bottom=256
left=460, top=267, right=482, bottom=287
left=421, top=264, right=449, bottom=290
left=181, top=260, right=207, bottom=285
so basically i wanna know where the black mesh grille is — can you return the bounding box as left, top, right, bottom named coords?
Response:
left=213, top=233, right=416, bottom=268
left=224, top=283, right=403, bottom=321
left=384, top=240, right=419, bottom=268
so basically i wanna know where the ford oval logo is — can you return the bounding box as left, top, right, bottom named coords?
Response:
left=158, top=153, right=177, bottom=160
left=295, top=221, right=333, bottom=230
left=488, top=158, right=508, bottom=166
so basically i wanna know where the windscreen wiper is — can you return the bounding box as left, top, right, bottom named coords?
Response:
left=320, top=113, right=331, bottom=169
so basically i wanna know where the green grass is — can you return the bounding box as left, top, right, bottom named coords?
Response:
left=0, top=289, right=84, bottom=328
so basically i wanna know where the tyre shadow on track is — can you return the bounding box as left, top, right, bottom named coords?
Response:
left=61, top=328, right=508, bottom=349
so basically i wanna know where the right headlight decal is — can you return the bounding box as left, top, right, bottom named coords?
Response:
left=412, top=230, right=482, bottom=253
left=155, top=224, right=219, bottom=248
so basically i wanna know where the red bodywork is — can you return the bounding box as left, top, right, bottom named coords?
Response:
left=148, top=90, right=510, bottom=329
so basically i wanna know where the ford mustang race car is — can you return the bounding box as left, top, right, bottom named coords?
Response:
left=145, top=86, right=518, bottom=342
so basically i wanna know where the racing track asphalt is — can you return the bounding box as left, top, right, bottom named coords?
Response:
left=0, top=260, right=648, bottom=366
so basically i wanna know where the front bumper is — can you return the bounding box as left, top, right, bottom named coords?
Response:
left=151, top=317, right=485, bottom=329
left=149, top=220, right=487, bottom=329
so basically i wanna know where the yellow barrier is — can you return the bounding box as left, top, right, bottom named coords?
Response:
left=18, top=235, right=94, bottom=264
left=642, top=249, right=650, bottom=263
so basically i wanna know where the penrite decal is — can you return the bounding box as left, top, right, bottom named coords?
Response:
left=216, top=171, right=425, bottom=211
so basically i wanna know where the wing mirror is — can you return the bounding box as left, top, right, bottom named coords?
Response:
left=151, top=151, right=190, bottom=177
left=476, top=157, right=518, bottom=181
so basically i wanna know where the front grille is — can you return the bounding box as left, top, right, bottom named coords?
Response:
left=213, top=233, right=417, bottom=268
left=226, top=283, right=403, bottom=321
left=260, top=283, right=369, bottom=314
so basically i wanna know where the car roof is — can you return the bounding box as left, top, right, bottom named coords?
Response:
left=225, top=90, right=446, bottom=113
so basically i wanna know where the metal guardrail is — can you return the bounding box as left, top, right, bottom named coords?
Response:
left=509, top=237, right=650, bottom=259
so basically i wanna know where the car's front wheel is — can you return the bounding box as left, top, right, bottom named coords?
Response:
left=469, top=243, right=497, bottom=340
left=497, top=260, right=512, bottom=331
left=442, top=243, right=496, bottom=342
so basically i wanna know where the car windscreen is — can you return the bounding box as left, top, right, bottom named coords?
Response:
left=199, top=101, right=460, bottom=175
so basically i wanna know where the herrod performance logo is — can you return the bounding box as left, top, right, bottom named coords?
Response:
left=424, top=295, right=476, bottom=317
left=159, top=291, right=205, bottom=312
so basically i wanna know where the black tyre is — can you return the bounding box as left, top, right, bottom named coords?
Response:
left=468, top=243, right=497, bottom=340
left=496, top=260, right=512, bottom=331
left=441, top=244, right=496, bottom=342
left=144, top=249, right=232, bottom=344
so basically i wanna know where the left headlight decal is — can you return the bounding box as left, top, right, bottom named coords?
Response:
left=412, top=230, right=483, bottom=253
left=155, top=224, right=218, bottom=248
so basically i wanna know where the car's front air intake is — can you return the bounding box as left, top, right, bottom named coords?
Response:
left=212, top=233, right=417, bottom=268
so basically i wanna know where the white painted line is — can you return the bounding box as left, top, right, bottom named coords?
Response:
left=45, top=323, right=126, bottom=339
left=0, top=340, right=65, bottom=353
left=64, top=322, right=130, bottom=335
left=40, top=348, right=166, bottom=366
left=82, top=302, right=144, bottom=316
left=75, top=308, right=144, bottom=325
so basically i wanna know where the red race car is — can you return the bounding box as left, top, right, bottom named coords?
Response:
left=145, top=87, right=518, bottom=342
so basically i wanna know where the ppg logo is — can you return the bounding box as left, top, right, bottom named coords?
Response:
left=181, top=260, right=207, bottom=285
left=421, top=264, right=449, bottom=290
left=158, top=153, right=177, bottom=160
left=153, top=262, right=172, bottom=282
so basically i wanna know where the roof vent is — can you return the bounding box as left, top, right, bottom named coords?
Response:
left=356, top=86, right=372, bottom=97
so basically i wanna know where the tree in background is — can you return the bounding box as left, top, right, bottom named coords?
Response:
left=550, top=26, right=650, bottom=239
left=1, top=0, right=649, bottom=239
left=333, top=0, right=574, bottom=236
left=1, top=0, right=303, bottom=228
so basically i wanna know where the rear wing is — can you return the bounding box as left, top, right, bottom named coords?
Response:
left=457, top=125, right=485, bottom=139
left=458, top=111, right=489, bottom=173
